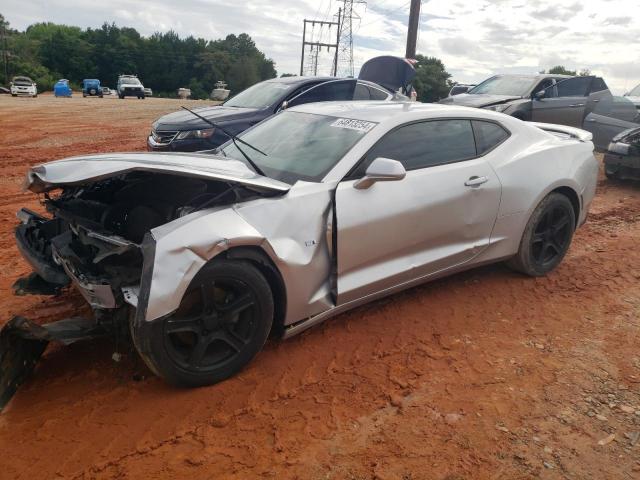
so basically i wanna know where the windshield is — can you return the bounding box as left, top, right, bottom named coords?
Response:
left=468, top=75, right=536, bottom=96
left=220, top=112, right=373, bottom=183
left=629, top=84, right=640, bottom=96
left=120, top=78, right=141, bottom=85
left=224, top=81, right=294, bottom=108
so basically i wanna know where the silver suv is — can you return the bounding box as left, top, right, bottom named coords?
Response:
left=117, top=75, right=145, bottom=99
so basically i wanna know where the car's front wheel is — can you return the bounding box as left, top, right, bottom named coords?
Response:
left=133, top=259, right=274, bottom=387
left=507, top=192, right=576, bottom=276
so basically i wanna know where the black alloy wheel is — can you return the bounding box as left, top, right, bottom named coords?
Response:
left=164, top=277, right=259, bottom=371
left=529, top=203, right=573, bottom=269
left=507, top=193, right=576, bottom=276
left=133, top=260, right=274, bottom=387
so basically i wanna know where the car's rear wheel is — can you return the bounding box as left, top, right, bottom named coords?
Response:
left=133, top=259, right=274, bottom=387
left=507, top=193, right=575, bottom=276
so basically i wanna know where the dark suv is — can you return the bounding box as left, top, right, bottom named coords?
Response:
left=439, top=74, right=611, bottom=127
left=147, top=56, right=416, bottom=152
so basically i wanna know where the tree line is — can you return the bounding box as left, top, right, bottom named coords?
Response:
left=0, top=14, right=277, bottom=98
left=0, top=14, right=459, bottom=102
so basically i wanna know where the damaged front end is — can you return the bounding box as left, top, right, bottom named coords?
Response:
left=1, top=155, right=288, bottom=410
left=604, top=127, right=640, bottom=180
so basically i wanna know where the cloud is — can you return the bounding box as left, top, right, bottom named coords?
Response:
left=530, top=2, right=583, bottom=21
left=2, top=0, right=639, bottom=94
left=603, top=16, right=632, bottom=26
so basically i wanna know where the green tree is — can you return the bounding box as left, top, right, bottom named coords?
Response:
left=545, top=65, right=577, bottom=76
left=412, top=55, right=452, bottom=103
left=0, top=16, right=276, bottom=96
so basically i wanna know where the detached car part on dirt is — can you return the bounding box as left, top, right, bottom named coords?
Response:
left=0, top=102, right=598, bottom=410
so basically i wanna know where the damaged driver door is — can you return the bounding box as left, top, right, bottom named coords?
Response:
left=334, top=119, right=501, bottom=305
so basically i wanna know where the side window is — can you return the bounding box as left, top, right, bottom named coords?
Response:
left=353, top=83, right=371, bottom=100
left=536, top=79, right=556, bottom=98
left=369, top=87, right=390, bottom=101
left=288, top=79, right=357, bottom=107
left=357, top=119, right=476, bottom=174
left=556, top=77, right=591, bottom=97
left=472, top=121, right=509, bottom=155
left=590, top=77, right=608, bottom=93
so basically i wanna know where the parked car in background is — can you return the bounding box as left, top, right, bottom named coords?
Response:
left=624, top=83, right=640, bottom=110
left=439, top=74, right=610, bottom=127
left=144, top=87, right=153, bottom=97
left=101, top=87, right=112, bottom=95
left=448, top=84, right=475, bottom=96
left=4, top=101, right=597, bottom=396
left=148, top=56, right=415, bottom=152
left=579, top=94, right=640, bottom=180
left=10, top=76, right=37, bottom=97
left=117, top=74, right=145, bottom=99
left=82, top=79, right=103, bottom=97
left=53, top=79, right=72, bottom=97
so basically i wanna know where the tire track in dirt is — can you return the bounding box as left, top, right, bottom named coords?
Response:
left=0, top=95, right=639, bottom=480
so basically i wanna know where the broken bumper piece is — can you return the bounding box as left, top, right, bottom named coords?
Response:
left=0, top=316, right=107, bottom=411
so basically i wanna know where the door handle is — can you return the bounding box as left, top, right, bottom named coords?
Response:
left=569, top=103, right=585, bottom=107
left=587, top=118, right=597, bottom=122
left=465, top=176, right=489, bottom=187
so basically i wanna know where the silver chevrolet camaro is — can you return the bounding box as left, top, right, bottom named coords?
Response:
left=4, top=101, right=598, bottom=395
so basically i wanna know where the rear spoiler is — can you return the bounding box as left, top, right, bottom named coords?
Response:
left=530, top=122, right=593, bottom=142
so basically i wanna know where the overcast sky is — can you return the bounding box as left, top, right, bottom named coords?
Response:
left=3, top=0, right=639, bottom=93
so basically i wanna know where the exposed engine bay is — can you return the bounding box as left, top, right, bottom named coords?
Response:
left=2, top=152, right=293, bottom=411
left=16, top=172, right=263, bottom=309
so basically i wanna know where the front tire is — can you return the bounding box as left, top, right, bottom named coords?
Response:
left=507, top=193, right=576, bottom=276
left=133, top=259, right=274, bottom=387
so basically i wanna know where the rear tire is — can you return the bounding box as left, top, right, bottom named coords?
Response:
left=507, top=193, right=576, bottom=276
left=604, top=165, right=618, bottom=180
left=132, top=259, right=274, bottom=388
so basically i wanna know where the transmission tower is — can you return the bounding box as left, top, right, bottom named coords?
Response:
left=336, top=0, right=366, bottom=77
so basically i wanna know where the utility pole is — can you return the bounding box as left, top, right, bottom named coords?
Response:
left=405, top=0, right=421, bottom=59
left=336, top=0, right=366, bottom=77
left=299, top=18, right=340, bottom=76
left=0, top=18, right=9, bottom=84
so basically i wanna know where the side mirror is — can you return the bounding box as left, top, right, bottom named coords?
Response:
left=280, top=100, right=289, bottom=111
left=533, top=90, right=545, bottom=100
left=354, top=157, right=406, bottom=190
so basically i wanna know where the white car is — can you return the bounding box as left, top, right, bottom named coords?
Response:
left=10, top=76, right=37, bottom=97
left=2, top=102, right=598, bottom=403
left=117, top=74, right=145, bottom=99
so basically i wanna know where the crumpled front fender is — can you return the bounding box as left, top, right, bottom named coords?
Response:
left=136, top=183, right=335, bottom=327
left=142, top=207, right=264, bottom=322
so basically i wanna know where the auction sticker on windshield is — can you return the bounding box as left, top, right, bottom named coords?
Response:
left=330, top=118, right=377, bottom=133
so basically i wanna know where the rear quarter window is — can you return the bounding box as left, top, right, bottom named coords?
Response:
left=472, top=121, right=510, bottom=154
left=368, top=87, right=390, bottom=100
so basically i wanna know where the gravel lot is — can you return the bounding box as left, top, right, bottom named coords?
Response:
left=0, top=94, right=639, bottom=480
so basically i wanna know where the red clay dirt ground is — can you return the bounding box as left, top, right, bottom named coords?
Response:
left=0, top=94, right=639, bottom=480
